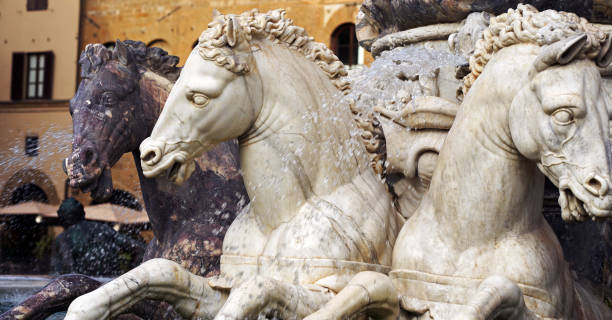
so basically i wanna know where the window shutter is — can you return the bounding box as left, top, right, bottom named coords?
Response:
left=43, top=51, right=54, bottom=99
left=11, top=53, right=25, bottom=100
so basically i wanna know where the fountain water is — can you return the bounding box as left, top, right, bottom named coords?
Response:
left=1, top=40, right=247, bottom=319
left=65, top=4, right=612, bottom=319
left=4, top=1, right=612, bottom=319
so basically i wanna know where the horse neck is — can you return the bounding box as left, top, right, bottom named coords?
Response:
left=130, top=70, right=200, bottom=242
left=426, top=45, right=547, bottom=242
left=238, top=43, right=370, bottom=232
left=136, top=70, right=173, bottom=133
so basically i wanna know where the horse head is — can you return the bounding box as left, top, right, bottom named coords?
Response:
left=65, top=40, right=179, bottom=200
left=509, top=33, right=612, bottom=222
left=140, top=13, right=263, bottom=184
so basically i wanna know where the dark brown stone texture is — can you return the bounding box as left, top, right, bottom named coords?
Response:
left=2, top=40, right=247, bottom=320
left=0, top=274, right=180, bottom=320
left=357, top=0, right=612, bottom=50
left=65, top=40, right=247, bottom=278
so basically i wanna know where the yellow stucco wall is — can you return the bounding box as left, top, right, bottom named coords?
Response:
left=82, top=0, right=371, bottom=64
left=0, top=0, right=81, bottom=101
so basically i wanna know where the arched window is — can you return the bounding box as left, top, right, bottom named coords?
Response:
left=10, top=183, right=48, bottom=204
left=147, top=39, right=169, bottom=52
left=331, top=23, right=358, bottom=66
left=102, top=41, right=115, bottom=50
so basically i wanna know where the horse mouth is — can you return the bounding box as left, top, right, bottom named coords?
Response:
left=142, top=152, right=195, bottom=185
left=559, top=188, right=612, bottom=222
left=164, top=159, right=195, bottom=184
left=65, top=159, right=113, bottom=201
left=167, top=161, right=182, bottom=181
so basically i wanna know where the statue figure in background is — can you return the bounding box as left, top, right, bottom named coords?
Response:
left=51, top=197, right=144, bottom=275
left=308, top=5, right=612, bottom=319
left=66, top=9, right=401, bottom=319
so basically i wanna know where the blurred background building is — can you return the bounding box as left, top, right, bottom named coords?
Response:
left=0, top=0, right=368, bottom=273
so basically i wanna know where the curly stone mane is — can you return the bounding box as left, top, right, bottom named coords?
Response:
left=196, top=9, right=350, bottom=93
left=464, top=4, right=608, bottom=95
left=197, top=9, right=387, bottom=174
left=79, top=40, right=181, bottom=81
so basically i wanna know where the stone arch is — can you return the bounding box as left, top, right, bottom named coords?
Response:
left=330, top=23, right=358, bottom=65
left=321, top=7, right=358, bottom=48
left=102, top=41, right=115, bottom=50
left=1, top=168, right=60, bottom=206
left=147, top=38, right=170, bottom=51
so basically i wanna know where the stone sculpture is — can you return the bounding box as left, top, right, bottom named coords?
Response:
left=65, top=9, right=401, bottom=320
left=309, top=4, right=612, bottom=319
left=352, top=2, right=612, bottom=306
left=2, top=40, right=247, bottom=320
left=356, top=0, right=612, bottom=51
left=65, top=40, right=246, bottom=276
left=346, top=44, right=466, bottom=219
left=63, top=4, right=612, bottom=320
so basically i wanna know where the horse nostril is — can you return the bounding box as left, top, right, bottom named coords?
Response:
left=584, top=174, right=608, bottom=196
left=588, top=178, right=602, bottom=191
left=84, top=149, right=95, bottom=165
left=142, top=151, right=156, bottom=162
left=141, top=148, right=161, bottom=166
left=140, top=139, right=164, bottom=166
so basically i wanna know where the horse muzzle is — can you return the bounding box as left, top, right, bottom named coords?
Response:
left=559, top=173, right=612, bottom=221
left=140, top=137, right=197, bottom=185
left=64, top=144, right=113, bottom=201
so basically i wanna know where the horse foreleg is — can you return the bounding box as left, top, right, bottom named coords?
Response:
left=453, top=276, right=537, bottom=320
left=304, top=271, right=399, bottom=320
left=0, top=274, right=101, bottom=320
left=214, top=275, right=333, bottom=320
left=65, top=258, right=228, bottom=320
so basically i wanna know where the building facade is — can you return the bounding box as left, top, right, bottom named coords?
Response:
left=81, top=0, right=371, bottom=65
left=0, top=0, right=141, bottom=207
left=0, top=0, right=368, bottom=209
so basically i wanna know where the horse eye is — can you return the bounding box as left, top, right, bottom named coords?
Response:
left=101, top=92, right=117, bottom=105
left=192, top=93, right=209, bottom=108
left=552, top=108, right=574, bottom=125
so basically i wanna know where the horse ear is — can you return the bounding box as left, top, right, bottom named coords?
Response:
left=226, top=16, right=239, bottom=47
left=597, top=35, right=612, bottom=68
left=212, top=9, right=221, bottom=18
left=114, top=40, right=132, bottom=66
left=556, top=33, right=588, bottom=64
left=534, top=33, right=588, bottom=71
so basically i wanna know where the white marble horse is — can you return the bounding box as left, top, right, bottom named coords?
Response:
left=308, top=5, right=612, bottom=319
left=65, top=9, right=401, bottom=320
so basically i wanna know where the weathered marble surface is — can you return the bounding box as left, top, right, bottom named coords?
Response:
left=0, top=275, right=177, bottom=320
left=352, top=10, right=612, bottom=301
left=311, top=4, right=612, bottom=319
left=357, top=0, right=612, bottom=50
left=62, top=5, right=612, bottom=320
left=66, top=10, right=400, bottom=320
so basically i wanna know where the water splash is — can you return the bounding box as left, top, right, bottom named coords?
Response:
left=0, top=124, right=72, bottom=177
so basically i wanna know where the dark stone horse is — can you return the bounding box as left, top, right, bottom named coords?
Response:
left=0, top=40, right=247, bottom=320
